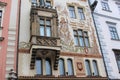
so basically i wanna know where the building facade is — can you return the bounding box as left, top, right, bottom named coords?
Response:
left=18, top=0, right=107, bottom=80
left=0, top=0, right=20, bottom=80
left=89, top=0, right=120, bottom=79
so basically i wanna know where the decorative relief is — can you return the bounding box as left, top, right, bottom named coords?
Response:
left=75, top=58, right=86, bottom=77
left=19, top=42, right=31, bottom=49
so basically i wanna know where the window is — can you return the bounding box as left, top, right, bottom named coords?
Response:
left=46, top=58, right=52, bottom=75
left=0, top=10, right=2, bottom=27
left=78, top=8, right=85, bottom=20
left=59, top=59, right=65, bottom=76
left=73, top=30, right=90, bottom=47
left=101, top=2, right=110, bottom=11
left=68, top=6, right=76, bottom=18
left=31, top=0, right=37, bottom=6
left=39, top=17, right=51, bottom=37
left=92, top=60, right=99, bottom=76
left=85, top=60, right=92, bottom=76
left=67, top=59, right=74, bottom=75
left=114, top=50, right=120, bottom=72
left=36, top=58, right=42, bottom=75
left=46, top=0, right=51, bottom=7
left=118, top=6, right=120, bottom=14
left=40, top=0, right=45, bottom=6
left=109, top=26, right=119, bottom=40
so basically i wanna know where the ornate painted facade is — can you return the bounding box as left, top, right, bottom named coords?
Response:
left=18, top=0, right=107, bottom=79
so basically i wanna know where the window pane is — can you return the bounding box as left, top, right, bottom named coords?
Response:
left=31, top=0, right=37, bottom=6
left=40, top=19, right=44, bottom=25
left=36, top=59, right=42, bottom=75
left=69, top=6, right=76, bottom=18
left=46, top=26, right=51, bottom=37
left=46, top=1, right=51, bottom=6
left=78, top=30, right=82, bottom=36
left=79, top=37, right=84, bottom=47
left=74, top=37, right=79, bottom=46
left=46, top=20, right=51, bottom=25
left=85, top=37, right=89, bottom=47
left=40, top=26, right=44, bottom=36
left=0, top=11, right=2, bottom=17
left=46, top=59, right=51, bottom=75
left=40, top=0, right=44, bottom=6
left=93, top=61, right=99, bottom=76
left=73, top=30, right=77, bottom=35
left=78, top=8, right=85, bottom=20
left=67, top=59, right=74, bottom=75
left=85, top=60, right=91, bottom=76
left=59, top=59, right=65, bottom=75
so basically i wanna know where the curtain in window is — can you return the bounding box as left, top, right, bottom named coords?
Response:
left=85, top=60, right=91, bottom=76
left=36, top=58, right=42, bottom=75
left=59, top=59, right=65, bottom=75
left=67, top=59, right=74, bottom=75
left=92, top=60, right=99, bottom=76
left=46, top=58, right=51, bottom=75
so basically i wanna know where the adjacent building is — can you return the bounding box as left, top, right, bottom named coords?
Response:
left=0, top=0, right=20, bottom=80
left=18, top=0, right=107, bottom=80
left=89, top=0, right=120, bottom=79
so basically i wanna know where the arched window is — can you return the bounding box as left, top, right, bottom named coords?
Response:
left=45, top=58, right=52, bottom=75
left=36, top=57, right=42, bottom=75
left=59, top=58, right=65, bottom=75
left=85, top=60, right=92, bottom=76
left=92, top=60, right=99, bottom=76
left=67, top=59, right=74, bottom=75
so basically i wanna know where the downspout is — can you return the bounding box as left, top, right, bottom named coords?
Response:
left=16, top=0, right=21, bottom=79
left=88, top=0, right=109, bottom=80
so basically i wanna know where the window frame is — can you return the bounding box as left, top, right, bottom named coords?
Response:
left=68, top=6, right=76, bottom=19
left=67, top=59, right=74, bottom=76
left=92, top=60, right=99, bottom=76
left=39, top=17, right=52, bottom=37
left=101, top=1, right=111, bottom=11
left=109, top=26, right=119, bottom=40
left=59, top=58, right=65, bottom=76
left=78, top=7, right=85, bottom=20
left=73, top=29, right=90, bottom=47
left=85, top=60, right=92, bottom=76
left=45, top=58, right=52, bottom=75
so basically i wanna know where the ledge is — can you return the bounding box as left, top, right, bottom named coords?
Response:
left=0, top=1, right=7, bottom=6
left=0, top=37, right=4, bottom=41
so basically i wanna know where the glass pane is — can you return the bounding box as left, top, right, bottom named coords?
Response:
left=40, top=19, right=44, bottom=25
left=85, top=37, right=89, bottom=47
left=46, top=1, right=51, bottom=6
left=46, top=20, right=51, bottom=25
left=46, top=26, right=51, bottom=37
left=85, top=60, right=91, bottom=76
left=40, top=26, right=44, bottom=36
left=40, top=0, right=44, bottom=6
left=69, top=6, right=75, bottom=18
left=59, top=59, right=65, bottom=75
left=78, top=30, right=82, bottom=36
left=36, top=59, right=42, bottom=75
left=74, top=37, right=79, bottom=46
left=73, top=30, right=77, bottom=35
left=84, top=32, right=88, bottom=36
left=117, top=60, right=120, bottom=70
left=46, top=59, right=51, bottom=75
left=93, top=61, right=99, bottom=76
left=79, top=37, right=84, bottom=47
left=67, top=59, right=73, bottom=75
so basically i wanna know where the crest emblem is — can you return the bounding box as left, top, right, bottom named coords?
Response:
left=77, top=62, right=83, bottom=71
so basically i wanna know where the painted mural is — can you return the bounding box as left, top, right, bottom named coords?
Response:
left=56, top=1, right=99, bottom=54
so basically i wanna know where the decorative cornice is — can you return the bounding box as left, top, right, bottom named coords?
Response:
left=61, top=52, right=102, bottom=58
left=19, top=49, right=30, bottom=53
left=93, top=12, right=120, bottom=21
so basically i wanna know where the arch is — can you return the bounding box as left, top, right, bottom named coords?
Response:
left=45, top=58, right=52, bottom=75
left=59, top=58, right=65, bottom=75
left=67, top=59, right=74, bottom=75
left=36, top=57, right=42, bottom=75
left=92, top=60, right=99, bottom=76
left=85, top=60, right=92, bottom=76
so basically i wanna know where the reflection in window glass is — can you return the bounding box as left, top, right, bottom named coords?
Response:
left=67, top=59, right=74, bottom=75
left=85, top=60, right=92, bottom=76
left=59, top=59, right=65, bottom=75
left=36, top=58, right=42, bottom=75
left=93, top=60, right=99, bottom=76
left=46, top=59, right=51, bottom=75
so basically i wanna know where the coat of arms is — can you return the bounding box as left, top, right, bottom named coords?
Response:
left=77, top=62, right=83, bottom=71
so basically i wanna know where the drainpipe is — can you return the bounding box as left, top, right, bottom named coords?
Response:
left=88, top=0, right=109, bottom=80
left=16, top=0, right=21, bottom=79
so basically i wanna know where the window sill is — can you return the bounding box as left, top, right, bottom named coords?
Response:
left=111, top=38, right=120, bottom=41
left=102, top=9, right=112, bottom=12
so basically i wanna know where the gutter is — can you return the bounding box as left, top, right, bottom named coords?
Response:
left=87, top=0, right=109, bottom=80
left=16, top=0, right=21, bottom=79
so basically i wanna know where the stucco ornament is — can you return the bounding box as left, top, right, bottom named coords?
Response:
left=19, top=42, right=31, bottom=49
